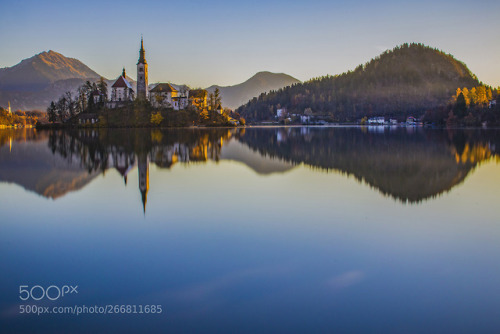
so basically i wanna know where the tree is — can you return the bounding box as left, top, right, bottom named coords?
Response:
left=58, top=95, right=70, bottom=121
left=150, top=112, right=164, bottom=126
left=214, top=88, right=221, bottom=109
left=77, top=86, right=87, bottom=113
left=208, top=92, right=215, bottom=120
left=65, top=91, right=77, bottom=117
left=476, top=86, right=488, bottom=106
left=453, top=92, right=467, bottom=118
left=208, top=92, right=215, bottom=111
left=97, top=77, right=108, bottom=103
left=154, top=94, right=165, bottom=107
left=47, top=101, right=57, bottom=124
left=468, top=87, right=477, bottom=106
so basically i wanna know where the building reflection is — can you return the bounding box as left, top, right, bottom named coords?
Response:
left=1, top=127, right=499, bottom=209
left=38, top=128, right=237, bottom=213
left=138, top=152, right=149, bottom=214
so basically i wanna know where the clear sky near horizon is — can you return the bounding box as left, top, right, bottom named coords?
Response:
left=0, top=0, right=499, bottom=87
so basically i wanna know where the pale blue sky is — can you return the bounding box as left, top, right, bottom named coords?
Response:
left=0, top=0, right=499, bottom=87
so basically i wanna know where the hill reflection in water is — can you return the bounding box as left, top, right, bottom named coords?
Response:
left=238, top=126, right=499, bottom=203
left=0, top=126, right=498, bottom=209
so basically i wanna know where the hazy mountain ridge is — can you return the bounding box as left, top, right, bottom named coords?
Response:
left=0, top=50, right=298, bottom=111
left=237, top=43, right=481, bottom=121
left=206, top=71, right=301, bottom=109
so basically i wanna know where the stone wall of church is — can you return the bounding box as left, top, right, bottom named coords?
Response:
left=137, top=63, right=148, bottom=99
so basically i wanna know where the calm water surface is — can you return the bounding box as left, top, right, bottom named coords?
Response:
left=0, top=126, right=499, bottom=333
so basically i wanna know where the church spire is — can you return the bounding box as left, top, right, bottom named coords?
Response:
left=136, top=36, right=148, bottom=100
left=138, top=36, right=146, bottom=64
left=122, top=67, right=126, bottom=78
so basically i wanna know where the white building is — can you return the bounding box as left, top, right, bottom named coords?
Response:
left=276, top=108, right=287, bottom=118
left=110, top=68, right=134, bottom=103
left=368, top=117, right=385, bottom=125
left=149, top=83, right=189, bottom=110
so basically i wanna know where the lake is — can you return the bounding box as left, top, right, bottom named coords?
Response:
left=1, top=126, right=499, bottom=333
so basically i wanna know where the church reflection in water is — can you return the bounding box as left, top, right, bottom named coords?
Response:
left=44, top=128, right=237, bottom=213
left=0, top=126, right=499, bottom=212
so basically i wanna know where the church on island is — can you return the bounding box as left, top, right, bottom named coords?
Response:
left=107, top=38, right=208, bottom=111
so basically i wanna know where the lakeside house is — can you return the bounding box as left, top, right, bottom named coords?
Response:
left=276, top=108, right=287, bottom=118
left=368, top=117, right=385, bottom=125
left=149, top=83, right=193, bottom=110
left=406, top=116, right=417, bottom=125
left=150, top=83, right=183, bottom=109
left=78, top=113, right=99, bottom=125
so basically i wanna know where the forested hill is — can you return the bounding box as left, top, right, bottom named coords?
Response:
left=237, top=43, right=480, bottom=121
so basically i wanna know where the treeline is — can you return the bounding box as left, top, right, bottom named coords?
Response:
left=47, top=77, right=108, bottom=123
left=453, top=86, right=493, bottom=106
left=237, top=43, right=480, bottom=122
left=0, top=108, right=43, bottom=127
left=423, top=86, right=500, bottom=126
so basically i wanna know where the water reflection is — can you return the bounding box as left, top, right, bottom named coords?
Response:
left=240, top=126, right=499, bottom=202
left=0, top=127, right=498, bottom=210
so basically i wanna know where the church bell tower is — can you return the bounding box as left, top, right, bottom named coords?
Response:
left=137, top=37, right=148, bottom=100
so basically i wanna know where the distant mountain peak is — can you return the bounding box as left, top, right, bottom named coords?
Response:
left=206, top=71, right=300, bottom=109
left=0, top=50, right=101, bottom=93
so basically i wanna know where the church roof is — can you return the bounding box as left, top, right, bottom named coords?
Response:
left=150, top=83, right=177, bottom=93
left=115, top=165, right=134, bottom=178
left=112, top=75, right=133, bottom=89
left=138, top=37, right=147, bottom=65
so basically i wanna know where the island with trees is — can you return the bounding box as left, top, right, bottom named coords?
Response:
left=43, top=79, right=243, bottom=128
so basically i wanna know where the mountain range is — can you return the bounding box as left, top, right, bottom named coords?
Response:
left=0, top=51, right=299, bottom=111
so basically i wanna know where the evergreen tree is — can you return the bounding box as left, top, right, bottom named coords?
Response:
left=97, top=77, right=108, bottom=103
left=214, top=88, right=222, bottom=108
left=47, top=101, right=57, bottom=124
left=55, top=96, right=68, bottom=122
left=453, top=92, right=467, bottom=118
